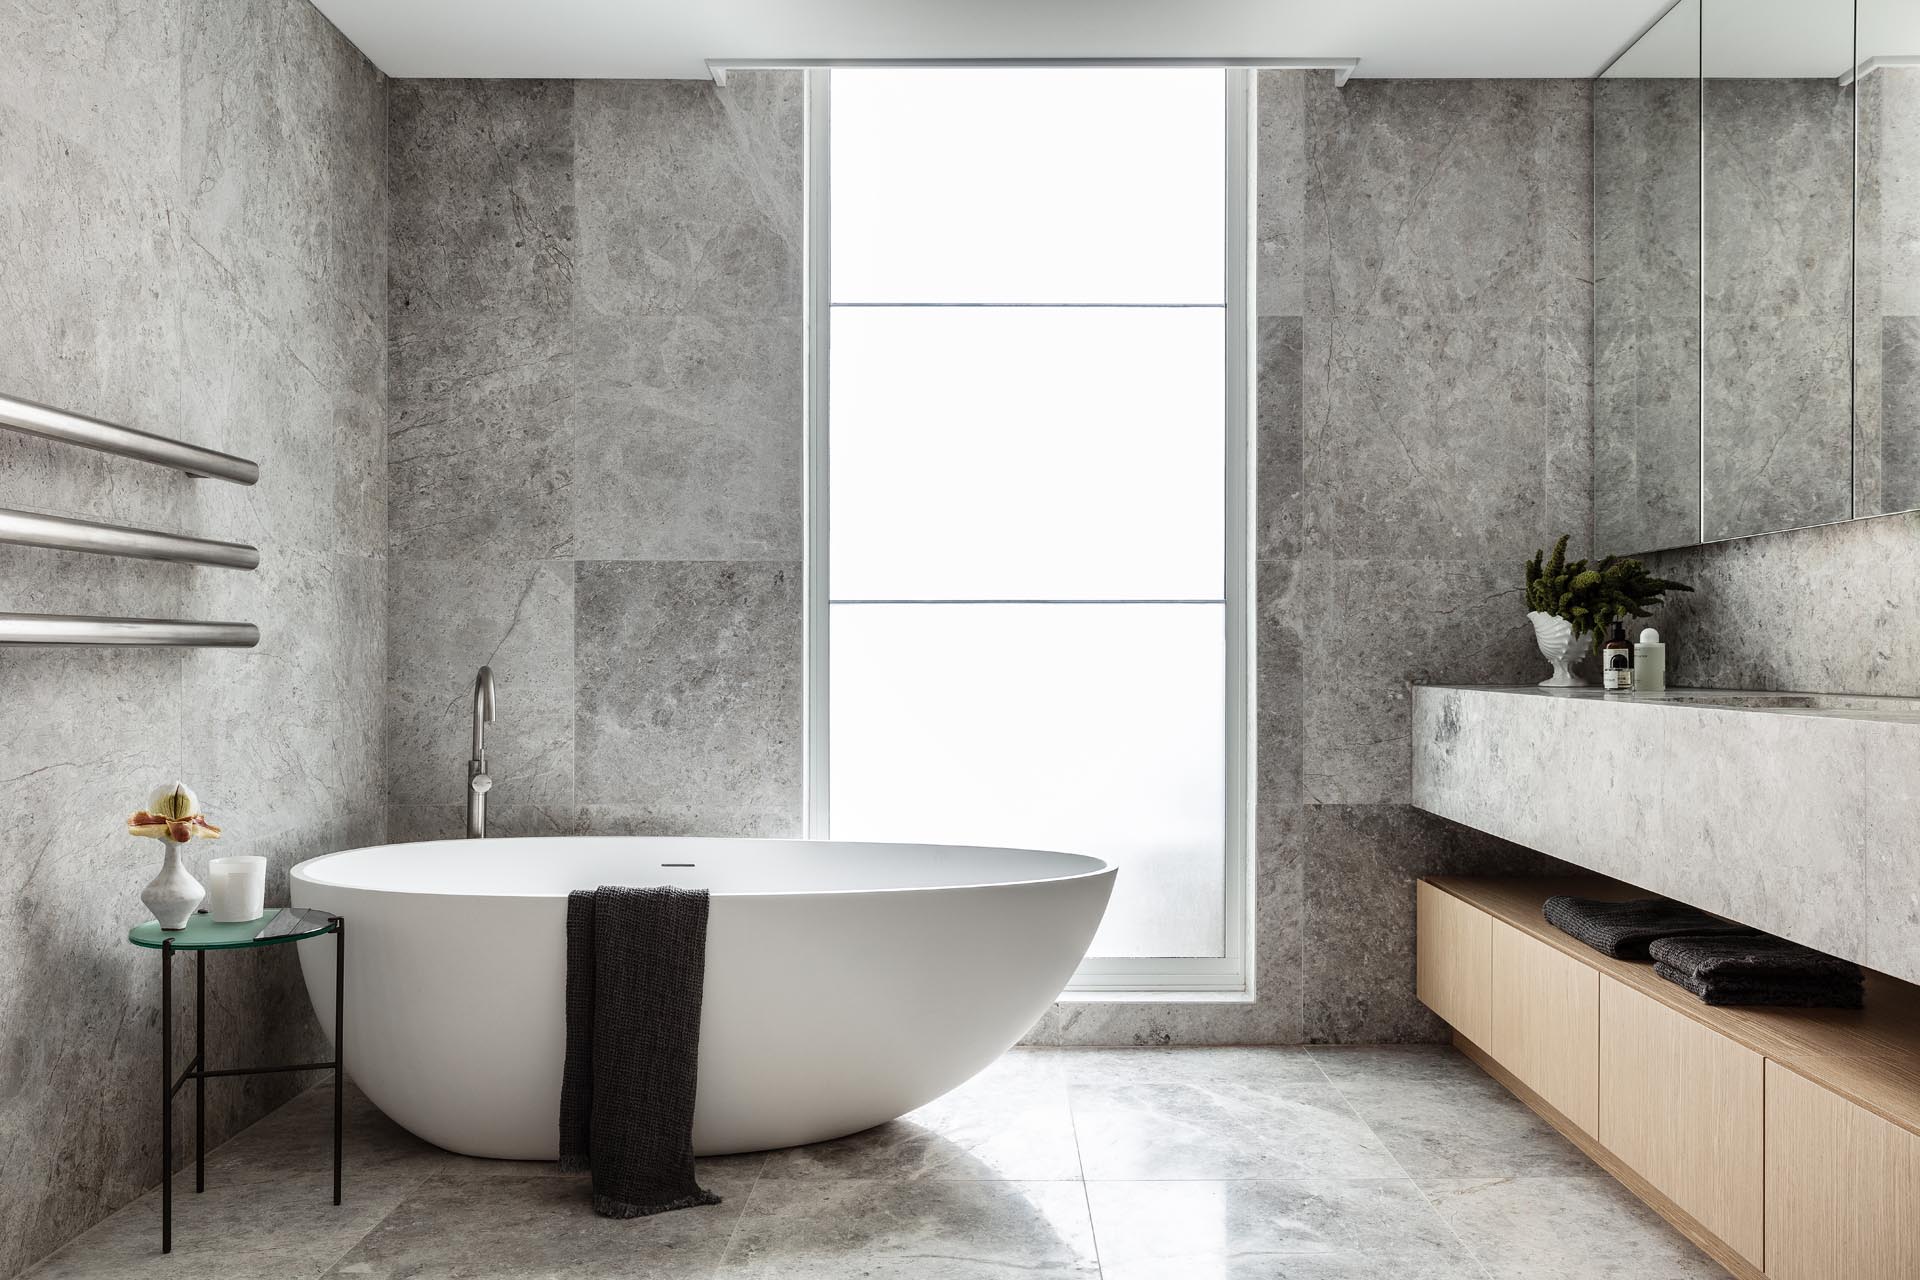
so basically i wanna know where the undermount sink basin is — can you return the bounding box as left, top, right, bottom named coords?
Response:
left=1657, top=692, right=1831, bottom=708
left=1648, top=690, right=1920, bottom=717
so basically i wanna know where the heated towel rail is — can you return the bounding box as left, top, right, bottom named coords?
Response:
left=0, top=392, right=262, bottom=647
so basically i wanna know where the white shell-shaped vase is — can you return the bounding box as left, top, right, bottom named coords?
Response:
left=1528, top=611, right=1589, bottom=688
left=141, top=838, right=205, bottom=931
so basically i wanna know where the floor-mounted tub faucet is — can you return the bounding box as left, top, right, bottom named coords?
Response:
left=467, top=665, right=495, bottom=838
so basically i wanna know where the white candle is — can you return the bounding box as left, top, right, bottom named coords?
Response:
left=209, top=855, right=267, bottom=922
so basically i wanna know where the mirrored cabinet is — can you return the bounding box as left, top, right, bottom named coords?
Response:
left=1596, top=0, right=1920, bottom=554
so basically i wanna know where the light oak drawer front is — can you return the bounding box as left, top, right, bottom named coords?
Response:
left=1766, top=1061, right=1920, bottom=1280
left=1417, top=881, right=1491, bottom=1045
left=1490, top=919, right=1598, bottom=1132
left=1598, top=977, right=1763, bottom=1267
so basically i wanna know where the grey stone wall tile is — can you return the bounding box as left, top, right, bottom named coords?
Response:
left=1300, top=560, right=1537, bottom=806
left=0, top=101, right=190, bottom=529
left=0, top=4, right=386, bottom=1272
left=574, top=561, right=801, bottom=826
left=385, top=558, right=574, bottom=809
left=1299, top=805, right=1571, bottom=1044
left=1256, top=70, right=1306, bottom=318
left=181, top=0, right=387, bottom=352
left=1304, top=78, right=1590, bottom=319
left=574, top=76, right=801, bottom=321
left=572, top=311, right=801, bottom=560
left=1302, top=316, right=1568, bottom=561
left=1256, top=316, right=1303, bottom=561
left=388, top=79, right=576, bottom=562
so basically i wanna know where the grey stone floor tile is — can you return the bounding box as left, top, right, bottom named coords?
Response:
left=1051, top=1045, right=1328, bottom=1089
left=1205, top=1083, right=1407, bottom=1179
left=1073, top=1082, right=1278, bottom=1180
left=1321, top=1080, right=1597, bottom=1181
left=717, top=1178, right=1099, bottom=1278
left=1086, top=1177, right=1486, bottom=1280
left=321, top=1172, right=750, bottom=1279
left=23, top=1047, right=1732, bottom=1280
left=1308, top=1046, right=1597, bottom=1180
left=1073, top=1077, right=1399, bottom=1182
left=1308, top=1044, right=1500, bottom=1090
left=22, top=1166, right=426, bottom=1280
left=1428, top=1176, right=1729, bottom=1279
left=757, top=1057, right=1079, bottom=1181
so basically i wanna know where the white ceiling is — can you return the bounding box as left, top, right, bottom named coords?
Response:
left=309, top=0, right=1678, bottom=81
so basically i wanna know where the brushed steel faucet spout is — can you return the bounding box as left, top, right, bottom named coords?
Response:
left=467, top=666, right=495, bottom=838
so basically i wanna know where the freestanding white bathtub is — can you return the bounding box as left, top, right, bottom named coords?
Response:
left=288, top=837, right=1113, bottom=1159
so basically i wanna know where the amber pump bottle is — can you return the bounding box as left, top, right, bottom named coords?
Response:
left=1601, top=622, right=1633, bottom=691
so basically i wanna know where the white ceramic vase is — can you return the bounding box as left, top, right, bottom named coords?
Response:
left=1528, top=611, right=1589, bottom=688
left=141, top=838, right=205, bottom=931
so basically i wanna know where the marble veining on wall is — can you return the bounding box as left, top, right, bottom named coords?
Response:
left=384, top=75, right=803, bottom=842
left=0, top=1, right=387, bottom=1275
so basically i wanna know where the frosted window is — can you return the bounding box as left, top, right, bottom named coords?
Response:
left=830, top=306, right=1224, bottom=601
left=830, top=604, right=1226, bottom=958
left=831, top=69, right=1225, bottom=305
left=824, top=68, right=1233, bottom=964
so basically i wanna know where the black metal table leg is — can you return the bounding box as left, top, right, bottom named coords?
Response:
left=195, top=949, right=205, bottom=1194
left=137, top=911, right=346, bottom=1255
left=160, top=938, right=173, bottom=1256
left=332, top=917, right=344, bottom=1206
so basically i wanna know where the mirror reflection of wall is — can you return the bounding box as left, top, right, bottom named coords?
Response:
left=1856, top=0, right=1920, bottom=518
left=1701, top=0, right=1854, bottom=542
left=1594, top=0, right=1701, bottom=555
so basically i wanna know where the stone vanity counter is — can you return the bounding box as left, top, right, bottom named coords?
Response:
left=1412, top=684, right=1920, bottom=987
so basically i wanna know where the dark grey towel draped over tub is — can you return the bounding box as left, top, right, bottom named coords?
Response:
left=560, top=885, right=721, bottom=1218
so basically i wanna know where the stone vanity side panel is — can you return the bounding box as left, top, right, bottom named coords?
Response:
left=383, top=73, right=804, bottom=842
left=0, top=1, right=388, bottom=1275
left=1029, top=73, right=1587, bottom=1046
left=1413, top=685, right=1920, bottom=987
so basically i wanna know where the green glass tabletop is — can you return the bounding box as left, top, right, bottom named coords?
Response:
left=128, top=911, right=337, bottom=950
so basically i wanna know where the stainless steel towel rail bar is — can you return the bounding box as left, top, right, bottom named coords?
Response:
left=0, top=614, right=259, bottom=647
left=0, top=392, right=259, bottom=485
left=0, top=508, right=259, bottom=569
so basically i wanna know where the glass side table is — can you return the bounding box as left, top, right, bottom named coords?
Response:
left=129, top=911, right=344, bottom=1254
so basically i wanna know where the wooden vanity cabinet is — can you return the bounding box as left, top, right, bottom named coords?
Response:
left=1416, top=875, right=1920, bottom=1280
left=1489, top=919, right=1598, bottom=1133
left=1415, top=879, right=1490, bottom=1047
left=1765, top=1061, right=1920, bottom=1280
left=1599, top=976, right=1764, bottom=1268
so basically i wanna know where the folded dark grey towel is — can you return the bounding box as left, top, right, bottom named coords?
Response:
left=1653, top=961, right=1865, bottom=1008
left=1648, top=933, right=1864, bottom=1007
left=1542, top=895, right=1756, bottom=959
left=560, top=886, right=720, bottom=1218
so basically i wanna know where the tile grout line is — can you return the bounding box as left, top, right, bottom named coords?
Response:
left=1307, top=1047, right=1498, bottom=1280
left=311, top=1168, right=437, bottom=1280
left=713, top=1152, right=770, bottom=1275
left=1062, top=1065, right=1107, bottom=1279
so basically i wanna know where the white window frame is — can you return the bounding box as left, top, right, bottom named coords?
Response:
left=802, top=66, right=1256, bottom=997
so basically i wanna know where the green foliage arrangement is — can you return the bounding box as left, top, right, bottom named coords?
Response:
left=1524, top=535, right=1692, bottom=647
